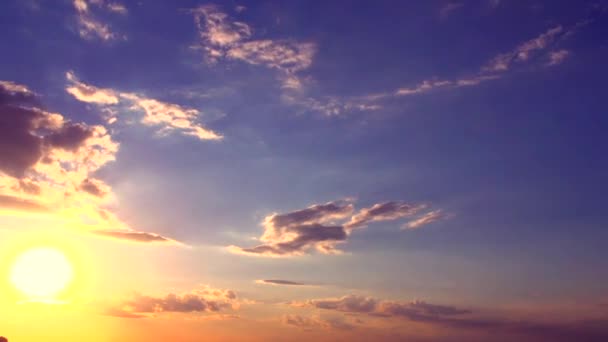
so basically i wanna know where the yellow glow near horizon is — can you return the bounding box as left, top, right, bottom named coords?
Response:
left=10, top=247, right=74, bottom=301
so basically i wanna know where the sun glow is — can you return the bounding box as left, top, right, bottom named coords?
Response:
left=10, top=247, right=74, bottom=301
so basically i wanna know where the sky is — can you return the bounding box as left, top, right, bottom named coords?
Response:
left=0, top=0, right=608, bottom=341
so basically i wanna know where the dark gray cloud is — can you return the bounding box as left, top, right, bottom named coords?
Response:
left=92, top=230, right=174, bottom=243
left=0, top=81, right=94, bottom=178
left=0, top=194, right=49, bottom=212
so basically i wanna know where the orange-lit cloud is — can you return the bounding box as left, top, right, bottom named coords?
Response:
left=0, top=80, right=176, bottom=244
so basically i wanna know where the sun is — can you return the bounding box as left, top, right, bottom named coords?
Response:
left=10, top=247, right=74, bottom=301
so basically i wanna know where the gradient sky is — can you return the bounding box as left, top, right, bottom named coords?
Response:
left=1, top=0, right=608, bottom=341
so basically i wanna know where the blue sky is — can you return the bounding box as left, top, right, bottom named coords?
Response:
left=1, top=0, right=608, bottom=341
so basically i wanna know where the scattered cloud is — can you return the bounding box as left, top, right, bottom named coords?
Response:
left=395, top=80, right=452, bottom=96
left=282, top=314, right=355, bottom=331
left=109, top=286, right=240, bottom=317
left=403, top=210, right=447, bottom=230
left=120, top=93, right=223, bottom=140
left=66, top=71, right=119, bottom=104
left=296, top=294, right=470, bottom=322
left=388, top=22, right=584, bottom=100
left=193, top=5, right=314, bottom=90
left=547, top=49, right=570, bottom=66
left=229, top=199, right=440, bottom=257
left=65, top=72, right=223, bottom=141
left=346, top=201, right=426, bottom=229
left=483, top=25, right=564, bottom=72
left=72, top=0, right=126, bottom=41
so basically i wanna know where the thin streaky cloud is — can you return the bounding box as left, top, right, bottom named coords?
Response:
left=65, top=72, right=223, bottom=141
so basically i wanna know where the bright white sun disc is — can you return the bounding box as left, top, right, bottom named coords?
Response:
left=10, top=247, right=74, bottom=299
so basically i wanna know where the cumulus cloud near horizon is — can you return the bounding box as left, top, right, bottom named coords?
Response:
left=107, top=285, right=241, bottom=318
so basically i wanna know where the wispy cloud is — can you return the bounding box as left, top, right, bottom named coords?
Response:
left=72, top=0, right=126, bottom=41
left=547, top=49, right=570, bottom=66
left=92, top=230, right=179, bottom=244
left=403, top=210, right=447, bottom=229
left=193, top=5, right=314, bottom=90
left=66, top=71, right=119, bottom=104
left=65, top=72, right=223, bottom=141
left=383, top=22, right=585, bottom=101
left=256, top=279, right=309, bottom=286
left=483, top=25, right=564, bottom=72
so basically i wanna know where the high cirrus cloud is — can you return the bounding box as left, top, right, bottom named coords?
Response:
left=65, top=72, right=223, bottom=141
left=72, top=0, right=127, bottom=41
left=192, top=4, right=382, bottom=116
left=228, top=200, right=442, bottom=257
left=193, top=5, right=315, bottom=87
left=391, top=22, right=583, bottom=98
left=0, top=80, right=176, bottom=244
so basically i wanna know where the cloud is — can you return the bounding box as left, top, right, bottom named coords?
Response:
left=483, top=25, right=564, bottom=72
left=388, top=22, right=584, bottom=99
left=346, top=201, right=425, bottom=229
left=191, top=5, right=384, bottom=116
left=547, top=49, right=570, bottom=66
left=297, top=295, right=470, bottom=321
left=65, top=72, right=223, bottom=141
left=72, top=0, right=125, bottom=41
left=295, top=294, right=608, bottom=341
left=230, top=199, right=440, bottom=257
left=65, top=71, right=119, bottom=104
left=256, top=279, right=308, bottom=286
left=228, top=200, right=354, bottom=257
left=109, top=286, right=240, bottom=317
left=0, top=194, right=49, bottom=212
left=403, top=210, right=446, bottom=229
left=395, top=80, right=452, bottom=96
left=0, top=79, right=178, bottom=244
left=92, top=229, right=177, bottom=244
left=193, top=5, right=315, bottom=75
left=282, top=314, right=355, bottom=331
left=120, top=93, right=223, bottom=140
